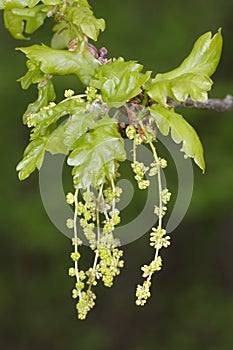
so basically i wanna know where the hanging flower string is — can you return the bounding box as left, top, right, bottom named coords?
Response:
left=66, top=179, right=124, bottom=320
left=125, top=122, right=171, bottom=306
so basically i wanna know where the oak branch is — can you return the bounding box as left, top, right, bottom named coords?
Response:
left=167, top=95, right=233, bottom=112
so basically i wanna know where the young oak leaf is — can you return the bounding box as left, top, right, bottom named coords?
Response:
left=18, top=58, right=47, bottom=90
left=27, top=98, right=95, bottom=140
left=149, top=106, right=205, bottom=172
left=3, top=5, right=48, bottom=40
left=0, top=0, right=40, bottom=10
left=16, top=136, right=48, bottom=180
left=68, top=120, right=126, bottom=189
left=17, top=41, right=100, bottom=85
left=45, top=106, right=104, bottom=154
left=51, top=23, right=77, bottom=50
left=91, top=58, right=151, bottom=105
left=146, top=29, right=223, bottom=105
left=17, top=104, right=104, bottom=180
left=22, top=81, right=56, bottom=124
left=66, top=0, right=105, bottom=41
left=27, top=99, right=78, bottom=140
left=45, top=123, right=71, bottom=155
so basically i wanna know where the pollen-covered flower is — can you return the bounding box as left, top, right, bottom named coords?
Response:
left=149, top=162, right=159, bottom=176
left=68, top=267, right=76, bottom=277
left=138, top=179, right=150, bottom=189
left=154, top=205, right=167, bottom=217
left=85, top=86, right=98, bottom=102
left=66, top=192, right=75, bottom=205
left=135, top=134, right=143, bottom=145
left=72, top=288, right=79, bottom=299
left=64, top=89, right=75, bottom=98
left=126, top=125, right=136, bottom=139
left=66, top=218, right=74, bottom=229
left=70, top=252, right=81, bottom=261
left=135, top=280, right=151, bottom=306
left=159, top=157, right=167, bottom=168
left=161, top=188, right=171, bottom=204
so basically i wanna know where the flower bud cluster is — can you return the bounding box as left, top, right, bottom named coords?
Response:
left=126, top=125, right=144, bottom=145
left=76, top=290, right=96, bottom=320
left=64, top=89, right=75, bottom=98
left=135, top=280, right=151, bottom=306
left=85, top=86, right=98, bottom=102
left=135, top=148, right=172, bottom=306
left=141, top=256, right=162, bottom=278
left=150, top=226, right=171, bottom=249
left=161, top=188, right=171, bottom=204
left=66, top=180, right=124, bottom=320
left=103, top=186, right=122, bottom=204
left=131, top=161, right=150, bottom=189
left=149, top=157, right=167, bottom=176
left=97, top=248, right=124, bottom=287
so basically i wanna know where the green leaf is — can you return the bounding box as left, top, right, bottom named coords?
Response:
left=45, top=104, right=99, bottom=152
left=14, top=6, right=48, bottom=33
left=0, top=0, right=40, bottom=10
left=4, top=5, right=48, bottom=39
left=28, top=99, right=87, bottom=140
left=18, top=58, right=45, bottom=89
left=67, top=1, right=105, bottom=41
left=45, top=122, right=70, bottom=155
left=68, top=121, right=126, bottom=188
left=92, top=58, right=151, bottom=104
left=17, top=41, right=100, bottom=85
left=17, top=102, right=99, bottom=179
left=45, top=103, right=114, bottom=156
left=22, top=80, right=56, bottom=124
left=146, top=29, right=223, bottom=105
left=51, top=23, right=76, bottom=50
left=63, top=108, right=96, bottom=149
left=149, top=106, right=205, bottom=172
left=28, top=98, right=109, bottom=142
left=16, top=136, right=48, bottom=180
left=4, top=10, right=26, bottom=39
left=41, top=0, right=60, bottom=4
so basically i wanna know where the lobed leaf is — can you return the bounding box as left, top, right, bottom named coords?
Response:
left=0, top=0, right=40, bottom=10
left=146, top=29, right=223, bottom=105
left=4, top=9, right=26, bottom=39
left=17, top=103, right=112, bottom=180
left=91, top=58, right=151, bottom=104
left=16, top=136, right=48, bottom=180
left=45, top=104, right=104, bottom=153
left=17, top=41, right=100, bottom=85
left=22, top=80, right=56, bottom=124
left=18, top=58, right=45, bottom=89
left=63, top=109, right=96, bottom=149
left=51, top=23, right=76, bottom=50
left=45, top=123, right=71, bottom=155
left=67, top=0, right=105, bottom=41
left=149, top=106, right=205, bottom=172
left=41, top=0, right=60, bottom=4
left=68, top=121, right=126, bottom=188
left=28, top=99, right=87, bottom=139
left=3, top=5, right=48, bottom=39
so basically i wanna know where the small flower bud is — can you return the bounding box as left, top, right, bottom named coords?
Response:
left=66, top=218, right=74, bottom=229
left=70, top=252, right=81, bottom=261
left=64, top=89, right=75, bottom=98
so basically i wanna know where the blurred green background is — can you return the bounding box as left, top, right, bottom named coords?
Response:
left=0, top=0, right=233, bottom=349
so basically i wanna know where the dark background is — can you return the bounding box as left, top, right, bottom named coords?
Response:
left=0, top=0, right=233, bottom=349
